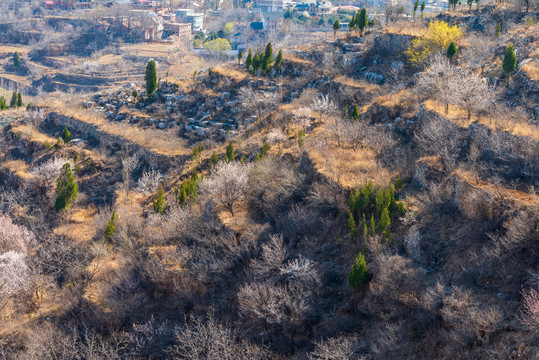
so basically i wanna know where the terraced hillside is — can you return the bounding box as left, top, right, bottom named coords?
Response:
left=0, top=6, right=538, bottom=360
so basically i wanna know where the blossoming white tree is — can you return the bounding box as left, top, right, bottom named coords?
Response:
left=203, top=161, right=250, bottom=217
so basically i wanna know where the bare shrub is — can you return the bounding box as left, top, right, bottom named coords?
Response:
left=0, top=213, right=36, bottom=254
left=440, top=287, right=503, bottom=346
left=237, top=281, right=310, bottom=324
left=307, top=179, right=345, bottom=213
left=308, top=336, right=358, bottom=360
left=414, top=111, right=462, bottom=173
left=203, top=161, right=251, bottom=217
left=311, top=95, right=338, bottom=119
left=247, top=157, right=302, bottom=218
left=519, top=287, right=539, bottom=330
left=127, top=317, right=174, bottom=358
left=292, top=107, right=313, bottom=131
left=170, top=314, right=271, bottom=360
left=370, top=254, right=425, bottom=303
left=404, top=225, right=422, bottom=262
left=25, top=108, right=45, bottom=128
left=275, top=205, right=334, bottom=244
left=238, top=86, right=281, bottom=120
left=281, top=255, right=321, bottom=291
left=251, top=234, right=288, bottom=280
left=136, top=170, right=164, bottom=194
left=266, top=128, right=287, bottom=145
left=121, top=154, right=139, bottom=192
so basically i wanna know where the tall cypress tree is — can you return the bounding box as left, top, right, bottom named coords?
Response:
left=9, top=92, right=17, bottom=107
left=145, top=60, right=157, bottom=98
left=333, top=20, right=340, bottom=40
left=447, top=42, right=457, bottom=61
left=264, top=43, right=273, bottom=65
left=252, top=53, right=260, bottom=75
left=238, top=49, right=243, bottom=65
left=246, top=48, right=252, bottom=70
left=13, top=51, right=20, bottom=67
left=351, top=105, right=360, bottom=121
left=502, top=45, right=517, bottom=79
left=225, top=142, right=234, bottom=163
left=55, top=163, right=78, bottom=212
left=420, top=1, right=425, bottom=17
left=274, top=50, right=283, bottom=73
left=413, top=0, right=419, bottom=18
left=16, top=93, right=22, bottom=107
left=153, top=185, right=165, bottom=214
left=357, top=9, right=368, bottom=36
left=348, top=15, right=356, bottom=32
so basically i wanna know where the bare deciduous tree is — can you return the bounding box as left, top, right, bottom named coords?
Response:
left=170, top=314, right=271, bottom=360
left=203, top=161, right=250, bottom=217
left=308, top=336, right=359, bottom=360
left=0, top=213, right=36, bottom=254
left=292, top=107, right=313, bottom=131
left=414, top=111, right=462, bottom=173
left=0, top=251, right=30, bottom=309
left=136, top=170, right=164, bottom=194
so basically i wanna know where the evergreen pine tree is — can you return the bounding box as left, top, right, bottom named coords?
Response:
left=395, top=175, right=403, bottom=191
left=378, top=207, right=391, bottom=238
left=375, top=186, right=385, bottom=216
left=502, top=45, right=517, bottom=79
left=495, top=22, right=501, bottom=38
left=447, top=42, right=457, bottom=60
left=357, top=9, right=368, bottom=36
left=420, top=1, right=425, bottom=17
left=225, top=142, right=234, bottom=163
left=333, top=20, right=340, bottom=40
left=351, top=104, right=360, bottom=121
left=16, top=93, right=22, bottom=107
left=413, top=0, right=419, bottom=18
left=145, top=60, right=157, bottom=98
left=62, top=126, right=71, bottom=143
left=261, top=141, right=270, bottom=157
left=0, top=97, right=6, bottom=110
left=54, top=163, right=78, bottom=212
left=10, top=92, right=17, bottom=108
left=264, top=43, right=273, bottom=69
left=348, top=15, right=356, bottom=32
left=153, top=185, right=165, bottom=214
left=246, top=49, right=252, bottom=70
left=13, top=51, right=20, bottom=67
left=348, top=252, right=368, bottom=289
left=178, top=185, right=187, bottom=205
left=238, top=49, right=243, bottom=65
left=105, top=210, right=118, bottom=239
left=348, top=212, right=357, bottom=241
left=362, top=213, right=368, bottom=240
left=274, top=50, right=283, bottom=73
left=369, top=214, right=375, bottom=236
left=210, top=152, right=219, bottom=166
left=252, top=53, right=260, bottom=75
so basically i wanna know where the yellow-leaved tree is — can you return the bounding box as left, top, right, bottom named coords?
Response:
left=405, top=20, right=463, bottom=67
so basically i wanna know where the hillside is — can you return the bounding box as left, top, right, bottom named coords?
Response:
left=0, top=5, right=538, bottom=360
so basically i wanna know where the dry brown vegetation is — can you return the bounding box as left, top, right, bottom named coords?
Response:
left=0, top=4, right=538, bottom=360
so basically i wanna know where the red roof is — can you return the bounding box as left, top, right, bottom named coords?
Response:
left=44, top=0, right=53, bottom=4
